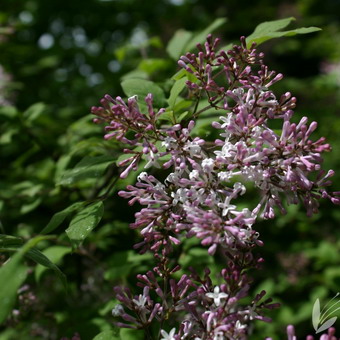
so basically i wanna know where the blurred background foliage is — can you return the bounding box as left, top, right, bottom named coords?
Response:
left=0, top=0, right=340, bottom=339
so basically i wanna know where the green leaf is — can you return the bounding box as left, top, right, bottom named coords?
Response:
left=35, top=246, right=71, bottom=282
left=249, top=17, right=295, bottom=36
left=20, top=197, right=42, bottom=214
left=0, top=235, right=51, bottom=324
left=40, top=202, right=84, bottom=234
left=120, top=328, right=144, bottom=340
left=187, top=18, right=227, bottom=51
left=0, top=128, right=19, bottom=145
left=26, top=247, right=67, bottom=289
left=0, top=235, right=24, bottom=248
left=191, top=116, right=220, bottom=137
left=0, top=234, right=67, bottom=295
left=157, top=110, right=175, bottom=124
left=66, top=201, right=104, bottom=247
left=166, top=29, right=193, bottom=60
left=171, top=67, right=198, bottom=83
left=172, top=68, right=187, bottom=80
left=218, top=42, right=233, bottom=53
left=0, top=262, right=26, bottom=325
left=23, top=102, right=46, bottom=124
left=105, top=251, right=133, bottom=281
left=167, top=77, right=187, bottom=109
left=13, top=181, right=43, bottom=197
left=246, top=17, right=321, bottom=47
left=99, top=299, right=118, bottom=316
left=138, top=58, right=170, bottom=75
left=0, top=106, right=17, bottom=119
left=121, top=78, right=166, bottom=108
left=58, top=155, right=114, bottom=186
left=173, top=99, right=192, bottom=113
left=178, top=111, right=190, bottom=123
left=93, top=330, right=120, bottom=340
left=167, top=18, right=227, bottom=60
left=121, top=69, right=148, bottom=81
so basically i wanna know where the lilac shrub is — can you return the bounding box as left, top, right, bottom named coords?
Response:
left=91, top=35, right=339, bottom=339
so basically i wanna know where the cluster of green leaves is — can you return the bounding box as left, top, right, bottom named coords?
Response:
left=1, top=2, right=340, bottom=339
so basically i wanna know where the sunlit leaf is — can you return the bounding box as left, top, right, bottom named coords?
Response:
left=0, top=106, right=17, bottom=119
left=23, top=102, right=46, bottom=123
left=167, top=77, right=187, bottom=109
left=166, top=29, right=193, bottom=60
left=0, top=128, right=18, bottom=145
left=246, top=17, right=321, bottom=47
left=121, top=78, right=166, bottom=108
left=172, top=68, right=187, bottom=81
left=20, top=197, right=42, bottom=214
left=138, top=58, right=170, bottom=75
left=66, top=201, right=104, bottom=247
left=186, top=17, right=227, bottom=51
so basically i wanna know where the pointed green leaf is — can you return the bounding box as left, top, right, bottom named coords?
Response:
left=66, top=201, right=104, bottom=247
left=247, top=17, right=321, bottom=47
left=121, top=69, right=148, bottom=81
left=157, top=110, right=175, bottom=124
left=167, top=77, right=187, bottom=109
left=93, top=330, right=120, bottom=340
left=26, top=247, right=67, bottom=289
left=35, top=246, right=71, bottom=282
left=23, top=102, right=46, bottom=123
left=167, top=18, right=226, bottom=60
left=0, top=261, right=26, bottom=325
left=0, top=236, right=68, bottom=290
left=121, top=78, right=166, bottom=108
left=0, top=106, right=17, bottom=119
left=186, top=18, right=227, bottom=51
left=172, top=68, right=187, bottom=80
left=249, top=17, right=295, bottom=37
left=166, top=29, right=193, bottom=60
left=20, top=197, right=42, bottom=214
left=178, top=111, right=190, bottom=123
left=40, top=202, right=84, bottom=234
left=58, top=155, right=113, bottom=186
left=0, top=235, right=51, bottom=324
left=0, top=235, right=24, bottom=248
left=120, top=328, right=144, bottom=340
left=138, top=58, right=170, bottom=75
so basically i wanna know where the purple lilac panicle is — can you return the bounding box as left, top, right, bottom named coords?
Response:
left=264, top=325, right=340, bottom=340
left=91, top=35, right=339, bottom=339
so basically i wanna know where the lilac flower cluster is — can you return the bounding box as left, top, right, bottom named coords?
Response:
left=91, top=36, right=339, bottom=339
left=113, top=263, right=279, bottom=339
left=277, top=325, right=340, bottom=340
